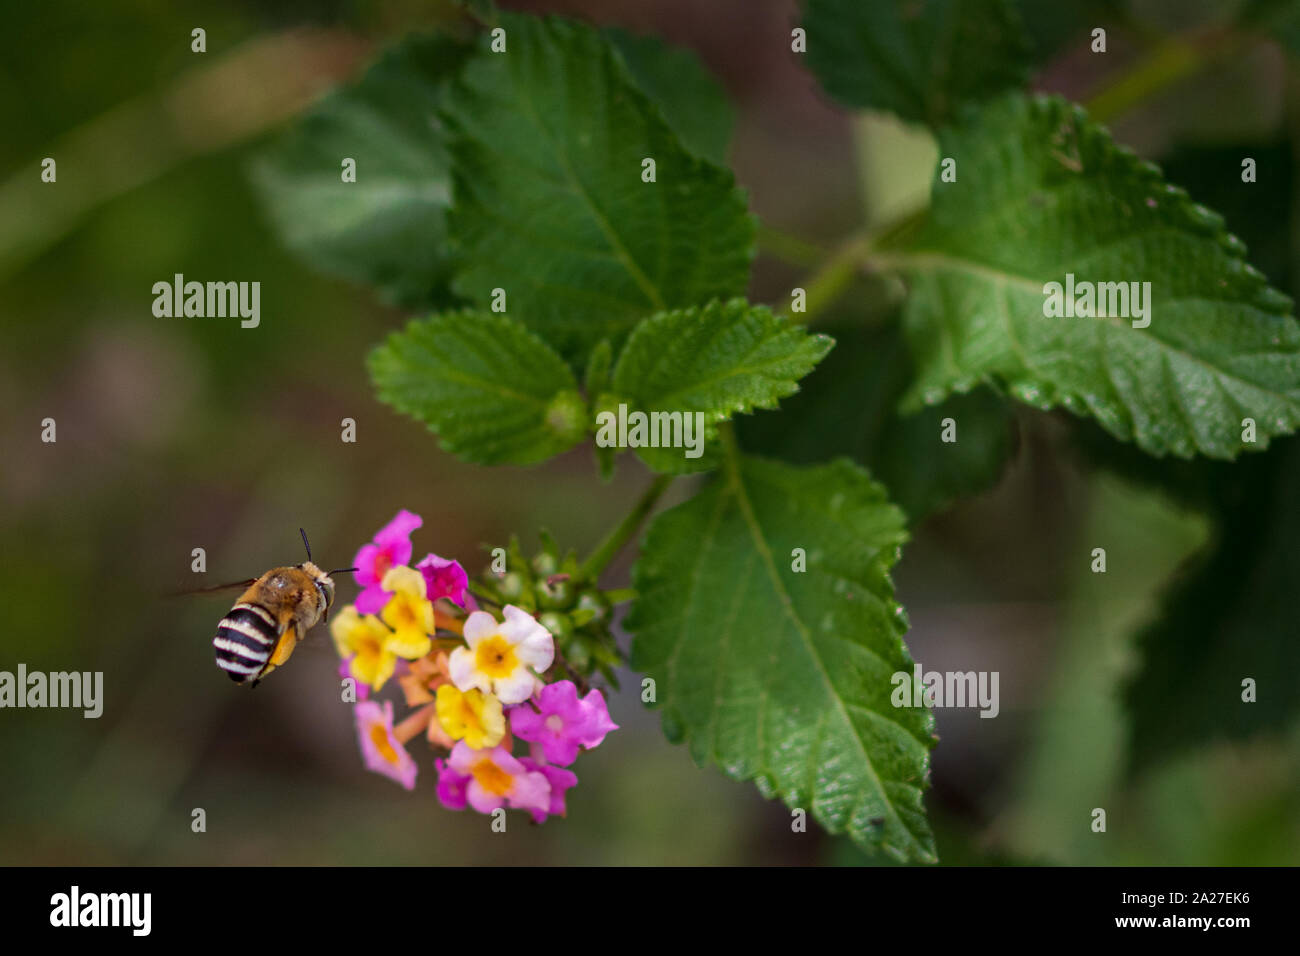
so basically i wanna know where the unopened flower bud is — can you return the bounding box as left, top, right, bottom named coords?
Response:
left=499, top=572, right=527, bottom=601
left=539, top=611, right=572, bottom=642
left=538, top=577, right=572, bottom=609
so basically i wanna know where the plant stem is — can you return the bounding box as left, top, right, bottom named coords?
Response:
left=0, top=30, right=371, bottom=283
left=756, top=221, right=830, bottom=268
left=786, top=206, right=928, bottom=324
left=793, top=234, right=873, bottom=323
left=1083, top=35, right=1204, bottom=123
left=551, top=646, right=592, bottom=695
left=580, top=474, right=672, bottom=582
left=467, top=582, right=503, bottom=608
left=718, top=419, right=742, bottom=462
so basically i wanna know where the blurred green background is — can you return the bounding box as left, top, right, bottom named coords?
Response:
left=1, top=0, right=1298, bottom=865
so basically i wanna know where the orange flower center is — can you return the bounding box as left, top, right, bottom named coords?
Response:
left=369, top=724, right=400, bottom=766
left=472, top=757, right=514, bottom=796
left=475, top=635, right=519, bottom=679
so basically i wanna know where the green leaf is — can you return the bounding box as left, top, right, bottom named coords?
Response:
left=1157, top=139, right=1295, bottom=295
left=606, top=298, right=833, bottom=474
left=802, top=0, right=1032, bottom=127
left=893, top=93, right=1300, bottom=460
left=585, top=340, right=616, bottom=480
left=738, top=313, right=1015, bottom=522
left=1078, top=425, right=1300, bottom=769
left=442, top=13, right=756, bottom=365
left=249, top=34, right=473, bottom=309
left=627, top=452, right=937, bottom=863
left=605, top=28, right=733, bottom=165
left=590, top=393, right=723, bottom=476
left=1012, top=0, right=1129, bottom=63
left=583, top=339, right=613, bottom=399
left=368, top=311, right=586, bottom=465
left=1066, top=134, right=1300, bottom=764
left=996, top=473, right=1211, bottom=865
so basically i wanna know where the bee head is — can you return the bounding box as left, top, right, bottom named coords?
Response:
left=301, top=561, right=336, bottom=611
left=295, top=527, right=356, bottom=621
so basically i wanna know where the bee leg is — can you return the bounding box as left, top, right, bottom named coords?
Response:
left=269, top=628, right=299, bottom=667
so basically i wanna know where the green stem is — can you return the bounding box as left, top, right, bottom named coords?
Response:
left=580, top=473, right=672, bottom=582
left=1084, top=37, right=1201, bottom=123
left=718, top=419, right=741, bottom=460
left=467, top=582, right=503, bottom=607
left=756, top=221, right=830, bottom=268
left=793, top=234, right=873, bottom=323
left=0, top=31, right=371, bottom=283
left=786, top=206, right=928, bottom=324
left=1084, top=28, right=1242, bottom=124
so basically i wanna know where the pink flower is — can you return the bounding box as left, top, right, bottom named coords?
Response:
left=353, top=510, right=423, bottom=614
left=354, top=700, right=418, bottom=790
left=416, top=553, right=471, bottom=608
left=520, top=757, right=578, bottom=823
left=508, top=681, right=619, bottom=766
left=578, top=688, right=619, bottom=747
left=435, top=758, right=470, bottom=811
left=445, top=741, right=551, bottom=815
left=338, top=657, right=370, bottom=701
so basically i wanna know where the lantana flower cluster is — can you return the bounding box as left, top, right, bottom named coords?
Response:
left=331, top=510, right=617, bottom=823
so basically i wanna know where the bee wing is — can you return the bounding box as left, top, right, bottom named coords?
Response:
left=165, top=578, right=258, bottom=598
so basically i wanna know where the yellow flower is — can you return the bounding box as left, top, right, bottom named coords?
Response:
left=330, top=606, right=397, bottom=689
left=330, top=595, right=429, bottom=692
left=380, top=566, right=434, bottom=659
left=436, top=684, right=505, bottom=750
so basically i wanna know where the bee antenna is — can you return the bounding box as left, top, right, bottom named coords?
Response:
left=328, top=567, right=359, bottom=575
left=300, top=527, right=313, bottom=563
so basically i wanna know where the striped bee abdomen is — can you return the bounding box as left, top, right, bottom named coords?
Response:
left=214, top=603, right=281, bottom=683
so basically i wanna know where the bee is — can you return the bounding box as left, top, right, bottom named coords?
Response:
left=207, top=530, right=353, bottom=688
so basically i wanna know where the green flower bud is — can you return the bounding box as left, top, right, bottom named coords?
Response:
left=565, top=638, right=591, bottom=671
left=539, top=611, right=572, bottom=642
left=544, top=390, right=589, bottom=447
left=538, top=577, right=573, bottom=610
left=576, top=591, right=607, bottom=623
left=498, top=571, right=527, bottom=601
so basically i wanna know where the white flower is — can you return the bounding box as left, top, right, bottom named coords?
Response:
left=449, top=605, right=554, bottom=705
